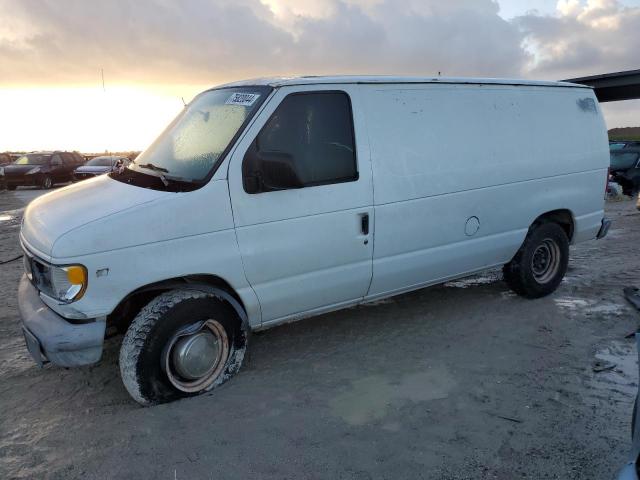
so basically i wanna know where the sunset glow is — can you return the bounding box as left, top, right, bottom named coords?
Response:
left=0, top=84, right=210, bottom=152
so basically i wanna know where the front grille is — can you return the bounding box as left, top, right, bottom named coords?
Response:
left=74, top=173, right=95, bottom=180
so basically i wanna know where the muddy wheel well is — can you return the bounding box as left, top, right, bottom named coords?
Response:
left=532, top=209, right=574, bottom=241
left=107, top=274, right=245, bottom=336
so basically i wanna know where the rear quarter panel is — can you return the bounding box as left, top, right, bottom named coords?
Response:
left=362, top=83, right=608, bottom=296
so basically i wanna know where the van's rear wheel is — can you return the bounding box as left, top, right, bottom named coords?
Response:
left=119, top=289, right=247, bottom=406
left=503, top=222, right=569, bottom=298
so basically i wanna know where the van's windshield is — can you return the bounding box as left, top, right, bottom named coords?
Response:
left=115, top=86, right=271, bottom=191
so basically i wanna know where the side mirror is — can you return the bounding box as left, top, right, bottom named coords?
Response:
left=243, top=150, right=302, bottom=193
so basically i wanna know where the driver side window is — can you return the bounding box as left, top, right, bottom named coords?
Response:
left=51, top=154, right=62, bottom=166
left=242, top=91, right=358, bottom=193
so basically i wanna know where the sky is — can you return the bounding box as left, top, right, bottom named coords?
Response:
left=0, top=0, right=638, bottom=152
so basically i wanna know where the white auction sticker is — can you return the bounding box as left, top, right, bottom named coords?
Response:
left=225, top=92, right=260, bottom=106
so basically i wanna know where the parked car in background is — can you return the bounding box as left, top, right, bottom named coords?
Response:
left=73, top=155, right=129, bottom=181
left=0, top=153, right=10, bottom=190
left=1, top=151, right=85, bottom=190
left=611, top=140, right=640, bottom=151
left=0, top=153, right=12, bottom=166
left=610, top=149, right=640, bottom=195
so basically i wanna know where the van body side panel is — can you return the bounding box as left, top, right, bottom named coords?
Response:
left=227, top=85, right=375, bottom=324
left=362, top=84, right=608, bottom=297
left=37, top=180, right=262, bottom=327
left=369, top=171, right=603, bottom=295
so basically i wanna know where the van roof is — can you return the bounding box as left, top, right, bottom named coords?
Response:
left=217, top=75, right=590, bottom=89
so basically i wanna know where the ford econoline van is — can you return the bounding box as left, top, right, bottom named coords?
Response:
left=17, top=76, right=611, bottom=405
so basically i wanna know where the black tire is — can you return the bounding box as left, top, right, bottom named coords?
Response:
left=503, top=222, right=569, bottom=299
left=119, top=289, right=248, bottom=406
left=6, top=185, right=16, bottom=191
left=41, top=176, right=53, bottom=189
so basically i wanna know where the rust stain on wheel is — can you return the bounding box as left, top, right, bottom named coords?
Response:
left=164, top=319, right=229, bottom=393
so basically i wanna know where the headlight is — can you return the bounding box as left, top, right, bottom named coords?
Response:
left=0, top=167, right=4, bottom=176
left=26, top=166, right=41, bottom=174
left=25, top=252, right=88, bottom=303
left=50, top=264, right=88, bottom=302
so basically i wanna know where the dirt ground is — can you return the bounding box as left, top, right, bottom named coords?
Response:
left=1, top=188, right=639, bottom=479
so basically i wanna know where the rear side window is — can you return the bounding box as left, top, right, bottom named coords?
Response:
left=243, top=91, right=357, bottom=193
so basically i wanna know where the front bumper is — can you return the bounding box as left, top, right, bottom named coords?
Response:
left=73, top=172, right=98, bottom=181
left=18, top=275, right=106, bottom=367
left=5, top=174, right=42, bottom=187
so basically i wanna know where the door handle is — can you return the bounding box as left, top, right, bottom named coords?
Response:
left=361, top=213, right=369, bottom=235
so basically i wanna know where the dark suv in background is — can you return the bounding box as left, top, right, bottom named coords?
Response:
left=0, top=153, right=12, bottom=166
left=1, top=151, right=85, bottom=190
left=610, top=148, right=640, bottom=196
left=0, top=153, right=12, bottom=190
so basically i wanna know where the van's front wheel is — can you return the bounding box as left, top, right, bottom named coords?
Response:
left=503, top=222, right=569, bottom=299
left=119, top=289, right=247, bottom=406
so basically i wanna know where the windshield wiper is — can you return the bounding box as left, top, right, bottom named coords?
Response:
left=137, top=162, right=169, bottom=173
left=137, top=162, right=170, bottom=186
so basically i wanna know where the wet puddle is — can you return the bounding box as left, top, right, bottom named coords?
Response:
left=0, top=209, right=23, bottom=226
left=554, top=296, right=627, bottom=316
left=589, top=340, right=638, bottom=402
left=330, top=366, right=456, bottom=425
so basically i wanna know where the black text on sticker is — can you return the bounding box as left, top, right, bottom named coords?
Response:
left=225, top=93, right=260, bottom=106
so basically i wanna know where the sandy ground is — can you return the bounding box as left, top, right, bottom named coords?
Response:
left=1, top=187, right=639, bottom=479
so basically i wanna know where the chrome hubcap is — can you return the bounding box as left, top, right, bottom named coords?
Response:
left=165, top=319, right=229, bottom=393
left=172, top=331, right=219, bottom=380
left=531, top=238, right=561, bottom=284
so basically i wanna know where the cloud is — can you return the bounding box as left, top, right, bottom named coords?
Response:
left=1, top=0, right=638, bottom=86
left=0, top=0, right=291, bottom=85
left=0, top=0, right=528, bottom=86
left=516, top=0, right=640, bottom=79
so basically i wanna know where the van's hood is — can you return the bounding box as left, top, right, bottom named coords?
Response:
left=21, top=176, right=234, bottom=260
left=21, top=175, right=168, bottom=258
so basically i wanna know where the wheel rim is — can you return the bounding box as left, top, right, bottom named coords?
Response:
left=164, top=319, right=229, bottom=393
left=531, top=238, right=561, bottom=284
left=43, top=177, right=52, bottom=188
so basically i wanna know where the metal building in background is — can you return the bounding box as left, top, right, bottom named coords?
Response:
left=564, top=69, right=640, bottom=102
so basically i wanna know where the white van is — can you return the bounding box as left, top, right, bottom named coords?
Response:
left=17, top=76, right=610, bottom=405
